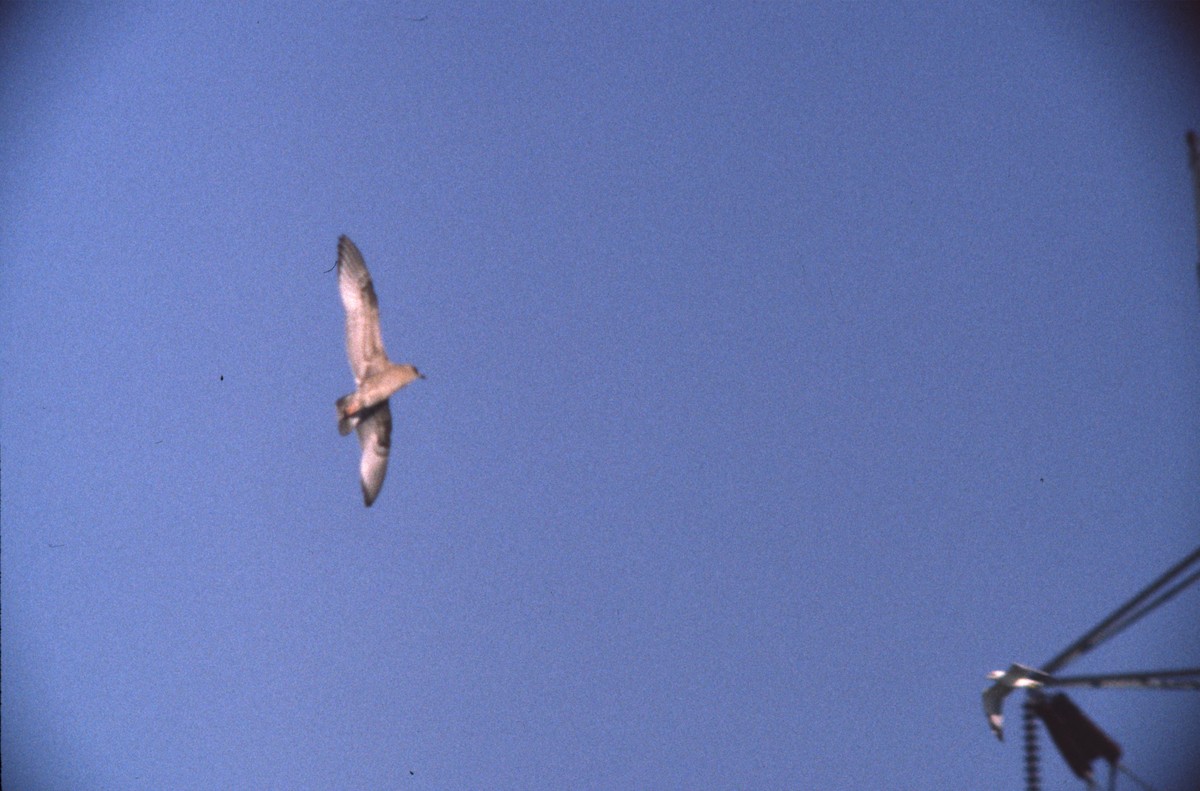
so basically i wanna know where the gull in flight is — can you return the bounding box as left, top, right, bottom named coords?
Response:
left=982, top=663, right=1052, bottom=741
left=334, top=235, right=424, bottom=506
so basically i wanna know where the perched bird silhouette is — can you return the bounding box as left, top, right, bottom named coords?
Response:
left=334, top=235, right=424, bottom=506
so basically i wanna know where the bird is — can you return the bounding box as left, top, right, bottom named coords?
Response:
left=982, top=663, right=1052, bottom=741
left=334, top=235, right=424, bottom=506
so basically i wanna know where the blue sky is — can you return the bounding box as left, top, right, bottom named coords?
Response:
left=3, top=3, right=1199, bottom=789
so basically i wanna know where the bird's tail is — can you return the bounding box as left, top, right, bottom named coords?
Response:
left=335, top=393, right=360, bottom=436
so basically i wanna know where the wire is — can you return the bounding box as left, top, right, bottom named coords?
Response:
left=1187, top=131, right=1200, bottom=271
left=1049, top=668, right=1200, bottom=690
left=1042, top=546, right=1200, bottom=674
left=1075, top=567, right=1200, bottom=653
left=1115, top=762, right=1159, bottom=791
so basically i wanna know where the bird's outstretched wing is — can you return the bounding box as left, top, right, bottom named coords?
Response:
left=982, top=664, right=1051, bottom=741
left=982, top=684, right=1010, bottom=741
left=338, top=236, right=390, bottom=385
left=355, top=400, right=392, bottom=507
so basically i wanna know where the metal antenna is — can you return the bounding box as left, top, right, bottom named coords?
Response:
left=986, top=545, right=1200, bottom=786
left=987, top=134, right=1200, bottom=789
left=1047, top=668, right=1200, bottom=691
left=1040, top=546, right=1200, bottom=674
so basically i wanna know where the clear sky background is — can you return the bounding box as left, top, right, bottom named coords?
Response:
left=3, top=3, right=1199, bottom=789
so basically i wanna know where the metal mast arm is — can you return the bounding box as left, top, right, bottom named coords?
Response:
left=1040, top=546, right=1200, bottom=674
